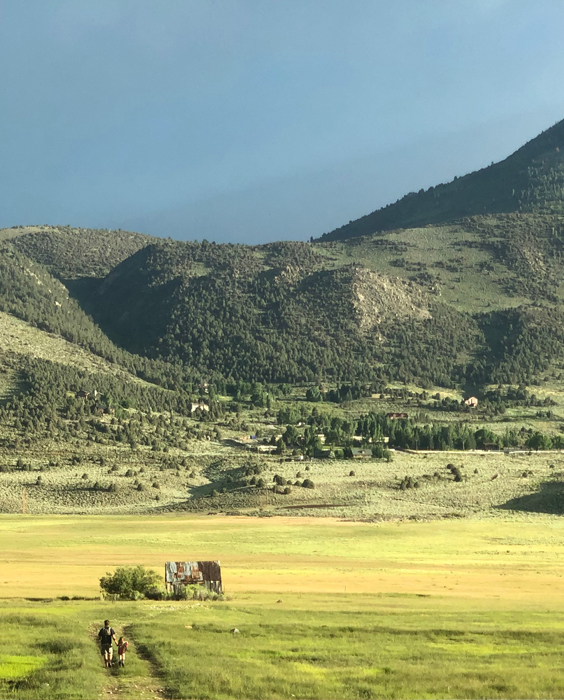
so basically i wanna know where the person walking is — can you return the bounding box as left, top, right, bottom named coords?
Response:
left=117, top=636, right=129, bottom=667
left=98, top=620, right=117, bottom=668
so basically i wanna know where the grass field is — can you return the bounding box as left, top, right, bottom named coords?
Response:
left=2, top=515, right=564, bottom=698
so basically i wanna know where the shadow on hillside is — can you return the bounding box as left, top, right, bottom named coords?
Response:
left=62, top=277, right=103, bottom=307
left=498, top=479, right=564, bottom=515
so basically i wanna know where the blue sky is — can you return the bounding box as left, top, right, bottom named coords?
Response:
left=1, top=0, right=564, bottom=243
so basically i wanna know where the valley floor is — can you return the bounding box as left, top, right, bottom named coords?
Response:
left=2, top=515, right=564, bottom=699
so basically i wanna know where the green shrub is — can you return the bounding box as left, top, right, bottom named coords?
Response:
left=100, top=565, right=161, bottom=600
left=302, top=478, right=315, bottom=489
left=144, top=585, right=167, bottom=600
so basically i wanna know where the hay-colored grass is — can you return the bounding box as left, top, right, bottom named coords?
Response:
left=3, top=516, right=564, bottom=698
left=2, top=514, right=564, bottom=603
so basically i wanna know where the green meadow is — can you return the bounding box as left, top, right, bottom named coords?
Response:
left=2, top=515, right=564, bottom=698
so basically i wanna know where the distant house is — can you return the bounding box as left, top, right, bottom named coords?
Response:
left=464, top=397, right=479, bottom=407
left=351, top=448, right=370, bottom=458
left=482, top=442, right=499, bottom=451
left=75, top=390, right=89, bottom=399
left=254, top=444, right=277, bottom=454
left=190, top=402, right=210, bottom=413
left=386, top=412, right=408, bottom=420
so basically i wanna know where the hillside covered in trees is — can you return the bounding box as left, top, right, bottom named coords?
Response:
left=3, top=119, right=564, bottom=390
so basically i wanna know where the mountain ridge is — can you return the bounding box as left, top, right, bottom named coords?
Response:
left=319, top=118, right=564, bottom=241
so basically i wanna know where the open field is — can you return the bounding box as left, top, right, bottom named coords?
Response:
left=3, top=514, right=564, bottom=601
left=3, top=515, right=564, bottom=698
left=2, top=443, right=564, bottom=518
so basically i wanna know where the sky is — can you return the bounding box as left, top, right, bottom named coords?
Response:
left=1, top=0, right=564, bottom=244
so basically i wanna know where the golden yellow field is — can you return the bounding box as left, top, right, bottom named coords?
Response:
left=2, top=513, right=564, bottom=603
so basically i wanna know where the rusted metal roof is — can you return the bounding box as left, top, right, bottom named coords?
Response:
left=165, top=561, right=222, bottom=594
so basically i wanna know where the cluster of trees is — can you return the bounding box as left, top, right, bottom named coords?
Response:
left=355, top=412, right=564, bottom=451
left=273, top=406, right=563, bottom=454
left=0, top=356, right=225, bottom=452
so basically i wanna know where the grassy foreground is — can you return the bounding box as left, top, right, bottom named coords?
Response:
left=2, top=515, right=564, bottom=698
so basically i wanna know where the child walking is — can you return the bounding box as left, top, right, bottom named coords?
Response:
left=117, top=637, right=129, bottom=668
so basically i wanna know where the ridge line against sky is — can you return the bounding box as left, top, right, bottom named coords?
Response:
left=1, top=0, right=564, bottom=243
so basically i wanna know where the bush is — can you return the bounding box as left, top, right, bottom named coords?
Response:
left=446, top=464, right=463, bottom=481
left=399, top=475, right=419, bottom=490
left=144, top=585, right=166, bottom=600
left=100, top=565, right=161, bottom=600
left=302, top=478, right=315, bottom=489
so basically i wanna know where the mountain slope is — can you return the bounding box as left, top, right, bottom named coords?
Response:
left=87, top=239, right=479, bottom=385
left=320, top=118, right=564, bottom=241
left=0, top=224, right=153, bottom=279
left=0, top=244, right=204, bottom=392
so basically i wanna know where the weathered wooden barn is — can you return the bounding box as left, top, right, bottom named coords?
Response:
left=165, top=561, right=223, bottom=594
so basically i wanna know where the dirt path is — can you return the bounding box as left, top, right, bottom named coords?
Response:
left=90, top=622, right=167, bottom=699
